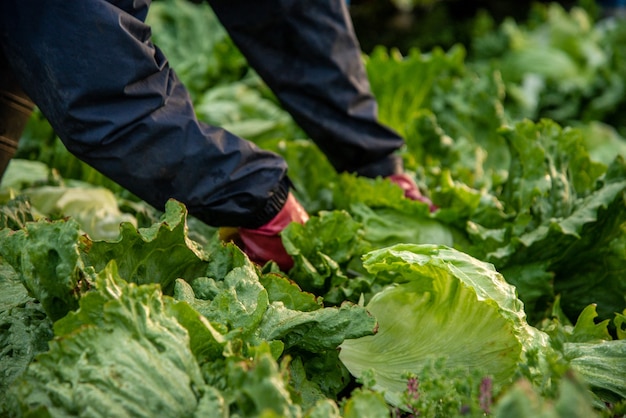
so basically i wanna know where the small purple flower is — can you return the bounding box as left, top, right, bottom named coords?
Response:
left=479, top=377, right=493, bottom=414
left=404, top=376, right=421, bottom=416
left=406, top=376, right=420, bottom=401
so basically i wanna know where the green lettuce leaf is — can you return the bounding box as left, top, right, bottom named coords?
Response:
left=575, top=121, right=626, bottom=166
left=8, top=262, right=218, bottom=418
left=474, top=3, right=623, bottom=125
left=225, top=343, right=302, bottom=418
left=339, top=244, right=550, bottom=406
left=541, top=304, right=626, bottom=405
left=221, top=342, right=348, bottom=418
left=146, top=0, right=246, bottom=102
left=464, top=120, right=626, bottom=323
left=350, top=202, right=454, bottom=248
left=177, top=260, right=270, bottom=340
left=257, top=302, right=376, bottom=353
left=0, top=199, right=210, bottom=322
left=0, top=195, right=36, bottom=231
left=21, top=184, right=137, bottom=241
left=174, top=246, right=376, bottom=354
left=165, top=290, right=227, bottom=362
left=83, top=199, right=209, bottom=294
left=365, top=45, right=465, bottom=140
left=0, top=159, right=50, bottom=197
left=0, top=262, right=53, bottom=413
left=565, top=340, right=626, bottom=405
left=469, top=119, right=609, bottom=267
left=259, top=273, right=323, bottom=312
left=195, top=79, right=301, bottom=143
left=365, top=45, right=510, bottom=191
left=173, top=238, right=376, bottom=405
left=341, top=389, right=391, bottom=418
left=493, top=374, right=598, bottom=418
left=549, top=177, right=626, bottom=322
left=0, top=217, right=91, bottom=321
left=282, top=210, right=370, bottom=304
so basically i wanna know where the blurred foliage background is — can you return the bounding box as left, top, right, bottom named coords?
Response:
left=349, top=0, right=588, bottom=53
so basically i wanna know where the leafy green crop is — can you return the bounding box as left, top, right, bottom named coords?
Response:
left=2, top=1, right=626, bottom=416
left=338, top=245, right=544, bottom=404
left=0, top=201, right=377, bottom=416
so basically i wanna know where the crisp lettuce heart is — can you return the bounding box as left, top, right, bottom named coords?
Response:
left=339, top=244, right=549, bottom=406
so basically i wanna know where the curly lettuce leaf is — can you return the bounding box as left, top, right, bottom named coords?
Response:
left=0, top=217, right=91, bottom=321
left=365, top=45, right=510, bottom=191
left=464, top=120, right=626, bottom=323
left=0, top=199, right=210, bottom=322
left=0, top=195, right=37, bottom=231
left=365, top=45, right=466, bottom=140
left=542, top=304, right=626, bottom=405
left=282, top=210, right=370, bottom=304
left=259, top=273, right=323, bottom=312
left=258, top=302, right=376, bottom=353
left=83, top=199, right=209, bottom=294
left=490, top=4, right=620, bottom=124
left=8, top=262, right=218, bottom=418
left=470, top=119, right=609, bottom=266
left=225, top=343, right=302, bottom=418
left=173, top=240, right=376, bottom=405
left=0, top=263, right=53, bottom=413
left=174, top=253, right=376, bottom=355
left=339, top=244, right=549, bottom=406
left=176, top=261, right=270, bottom=340
left=549, top=178, right=626, bottom=321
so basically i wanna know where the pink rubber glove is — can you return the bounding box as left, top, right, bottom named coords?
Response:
left=388, top=173, right=438, bottom=212
left=239, top=193, right=309, bottom=271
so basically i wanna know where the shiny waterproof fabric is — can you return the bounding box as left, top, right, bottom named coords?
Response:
left=0, top=0, right=405, bottom=228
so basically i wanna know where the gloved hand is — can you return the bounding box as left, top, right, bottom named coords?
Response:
left=238, top=193, right=309, bottom=271
left=388, top=173, right=438, bottom=212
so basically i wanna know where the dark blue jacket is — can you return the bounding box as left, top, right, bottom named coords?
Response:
left=0, top=0, right=404, bottom=227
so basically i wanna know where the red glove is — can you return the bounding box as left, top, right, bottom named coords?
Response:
left=388, top=173, right=438, bottom=212
left=239, top=193, right=309, bottom=271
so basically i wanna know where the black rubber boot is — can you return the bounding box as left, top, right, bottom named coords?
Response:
left=0, top=51, right=34, bottom=181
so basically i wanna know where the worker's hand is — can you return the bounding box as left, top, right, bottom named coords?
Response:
left=238, top=193, right=309, bottom=271
left=388, top=173, right=438, bottom=212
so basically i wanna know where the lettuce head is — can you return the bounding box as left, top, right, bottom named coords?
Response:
left=338, top=244, right=549, bottom=406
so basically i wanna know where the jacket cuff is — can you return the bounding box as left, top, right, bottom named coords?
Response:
left=353, top=153, right=404, bottom=178
left=245, top=175, right=292, bottom=229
